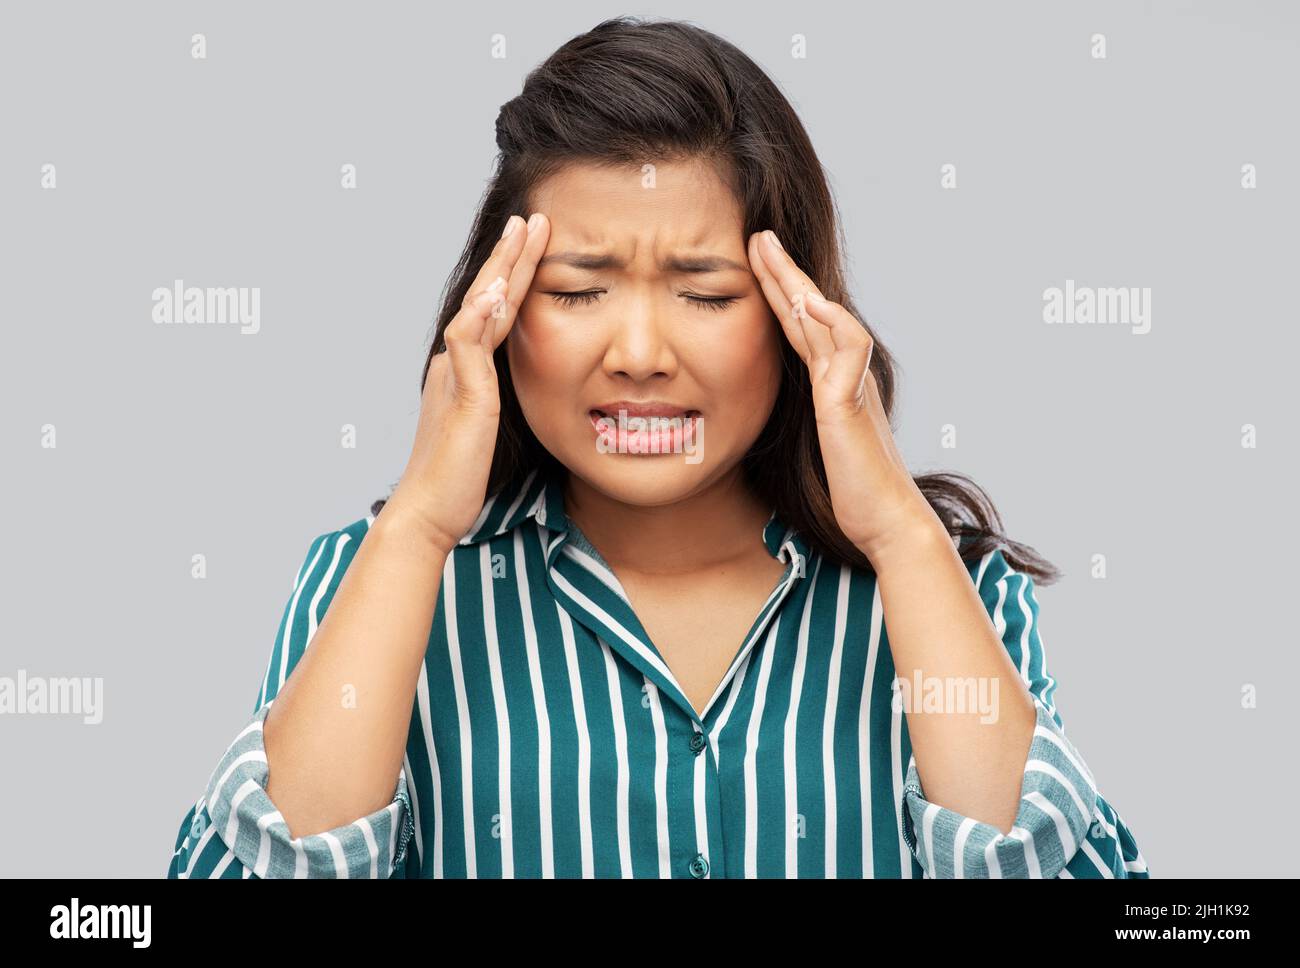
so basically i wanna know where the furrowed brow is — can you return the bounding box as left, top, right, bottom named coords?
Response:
left=536, top=251, right=623, bottom=271
left=663, top=254, right=749, bottom=274
left=536, top=251, right=748, bottom=274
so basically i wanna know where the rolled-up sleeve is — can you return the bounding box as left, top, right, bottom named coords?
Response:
left=899, top=548, right=1149, bottom=879
left=196, top=700, right=414, bottom=878
left=167, top=519, right=417, bottom=879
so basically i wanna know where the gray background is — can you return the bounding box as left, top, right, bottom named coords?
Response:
left=1, top=0, right=1294, bottom=877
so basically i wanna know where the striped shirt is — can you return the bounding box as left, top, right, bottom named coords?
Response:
left=167, top=468, right=1149, bottom=878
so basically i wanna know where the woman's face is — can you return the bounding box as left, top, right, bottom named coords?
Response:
left=506, top=157, right=783, bottom=508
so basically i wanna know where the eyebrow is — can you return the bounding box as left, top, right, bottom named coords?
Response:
left=536, top=251, right=749, bottom=274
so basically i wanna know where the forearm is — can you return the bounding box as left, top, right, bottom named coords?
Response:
left=867, top=510, right=1037, bottom=833
left=263, top=501, right=447, bottom=838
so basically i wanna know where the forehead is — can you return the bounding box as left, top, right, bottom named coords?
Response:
left=529, top=157, right=744, bottom=251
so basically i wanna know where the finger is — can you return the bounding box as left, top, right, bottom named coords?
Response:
left=447, top=272, right=505, bottom=343
left=790, top=288, right=836, bottom=362
left=488, top=211, right=551, bottom=349
left=804, top=291, right=874, bottom=362
left=747, top=230, right=810, bottom=362
left=753, top=241, right=828, bottom=367
left=445, top=286, right=503, bottom=384
left=803, top=292, right=874, bottom=398
left=462, top=213, right=531, bottom=310
left=758, top=231, right=836, bottom=361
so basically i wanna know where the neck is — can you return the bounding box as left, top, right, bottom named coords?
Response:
left=562, top=465, right=774, bottom=576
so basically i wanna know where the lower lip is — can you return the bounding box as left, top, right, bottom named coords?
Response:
left=589, top=410, right=700, bottom=454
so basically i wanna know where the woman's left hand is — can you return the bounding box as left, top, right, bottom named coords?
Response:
left=748, top=229, right=945, bottom=564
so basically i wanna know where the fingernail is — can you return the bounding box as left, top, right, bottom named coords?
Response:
left=527, top=212, right=544, bottom=234
left=487, top=275, right=506, bottom=292
left=501, top=216, right=517, bottom=239
left=767, top=230, right=784, bottom=251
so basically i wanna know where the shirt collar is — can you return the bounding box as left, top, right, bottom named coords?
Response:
left=455, top=468, right=563, bottom=546
left=457, top=467, right=810, bottom=568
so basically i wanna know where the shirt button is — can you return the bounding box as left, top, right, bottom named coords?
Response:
left=688, top=732, right=707, bottom=754
left=688, top=853, right=710, bottom=878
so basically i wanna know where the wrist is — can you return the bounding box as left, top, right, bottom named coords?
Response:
left=856, top=501, right=953, bottom=572
left=374, top=490, right=462, bottom=558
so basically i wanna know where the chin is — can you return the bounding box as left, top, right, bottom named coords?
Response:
left=564, top=451, right=718, bottom=508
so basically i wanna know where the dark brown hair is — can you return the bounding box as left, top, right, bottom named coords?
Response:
left=372, top=15, right=1061, bottom=584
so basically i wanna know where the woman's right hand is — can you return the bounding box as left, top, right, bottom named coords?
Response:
left=387, top=211, right=551, bottom=554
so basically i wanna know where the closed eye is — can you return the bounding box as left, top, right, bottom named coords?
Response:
left=546, top=290, right=604, bottom=309
left=682, top=293, right=740, bottom=313
left=546, top=290, right=740, bottom=312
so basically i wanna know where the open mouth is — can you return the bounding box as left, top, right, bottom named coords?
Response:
left=588, top=408, right=702, bottom=454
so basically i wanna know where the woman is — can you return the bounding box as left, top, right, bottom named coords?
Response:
left=168, top=16, right=1146, bottom=879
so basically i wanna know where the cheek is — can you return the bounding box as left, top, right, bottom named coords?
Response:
left=507, top=299, right=591, bottom=400
left=689, top=307, right=783, bottom=402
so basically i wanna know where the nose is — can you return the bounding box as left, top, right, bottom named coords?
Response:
left=600, top=290, right=678, bottom=381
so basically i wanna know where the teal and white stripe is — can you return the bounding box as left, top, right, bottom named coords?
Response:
left=168, top=470, right=1148, bottom=879
left=186, top=702, right=412, bottom=879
